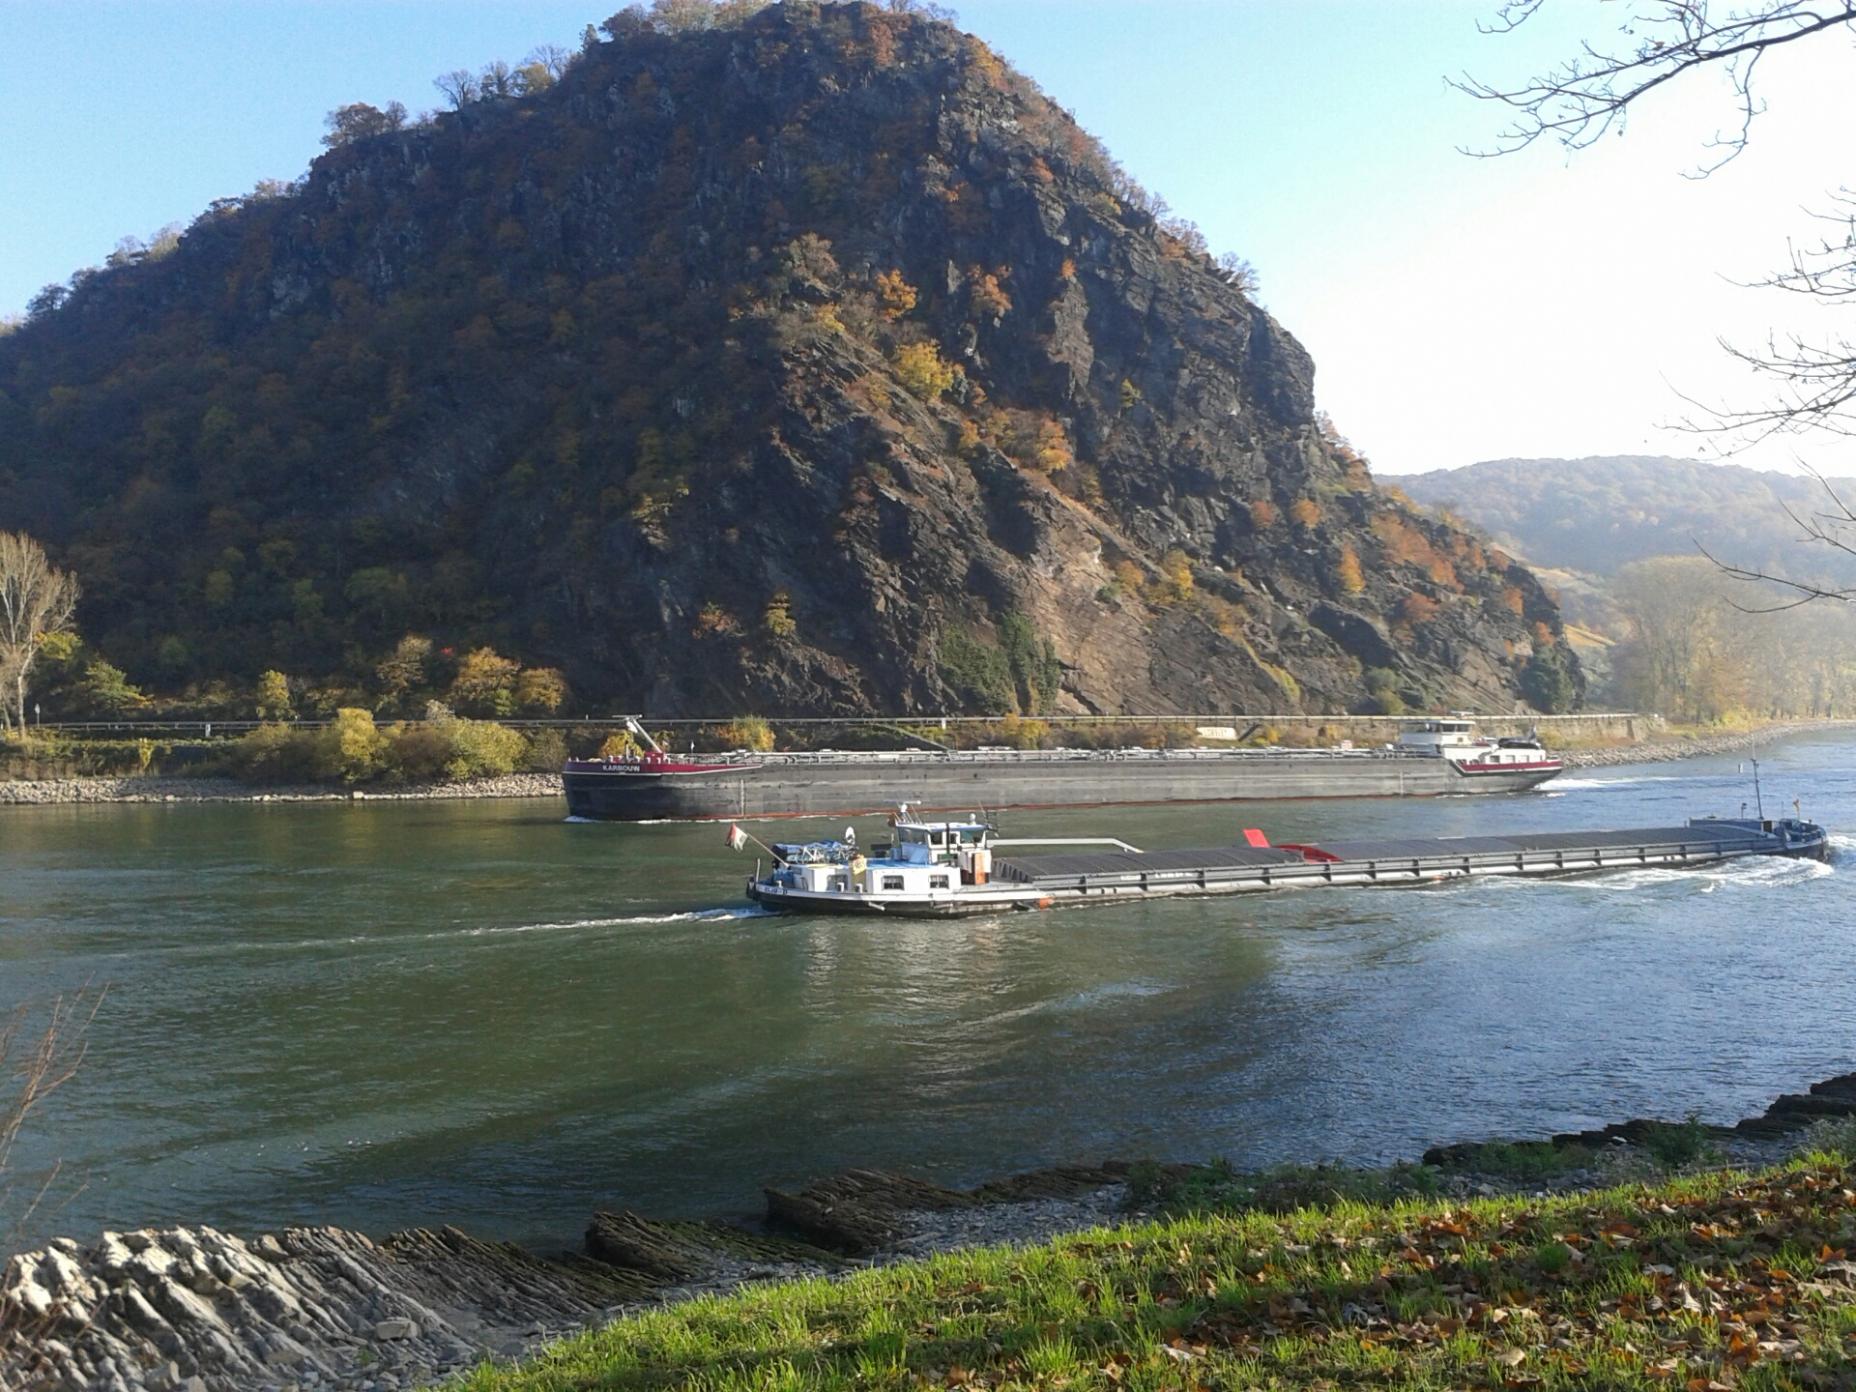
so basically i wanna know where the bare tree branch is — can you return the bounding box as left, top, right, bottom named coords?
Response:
left=1460, top=4, right=1856, bottom=600
left=1453, top=2, right=1856, bottom=173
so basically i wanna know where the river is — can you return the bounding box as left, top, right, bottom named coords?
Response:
left=3, top=732, right=1853, bottom=1252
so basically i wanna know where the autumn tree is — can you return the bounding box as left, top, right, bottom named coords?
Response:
left=448, top=646, right=521, bottom=716
left=893, top=341, right=957, bottom=399
left=874, top=269, right=918, bottom=319
left=966, top=265, right=1012, bottom=320
left=1155, top=548, right=1195, bottom=604
left=1335, top=545, right=1366, bottom=596
left=763, top=590, right=798, bottom=638
left=322, top=708, right=388, bottom=783
left=0, top=532, right=80, bottom=734
left=514, top=666, right=568, bottom=713
left=1610, top=556, right=1754, bottom=720
left=375, top=635, right=433, bottom=707
left=255, top=669, right=294, bottom=720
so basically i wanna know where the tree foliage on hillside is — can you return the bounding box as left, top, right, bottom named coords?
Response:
left=1399, top=456, right=1856, bottom=587
left=1610, top=555, right=1856, bottom=719
left=0, top=0, right=1568, bottom=717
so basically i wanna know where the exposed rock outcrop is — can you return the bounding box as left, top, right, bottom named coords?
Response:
left=0, top=2, right=1578, bottom=718
left=0, top=1166, right=1127, bottom=1392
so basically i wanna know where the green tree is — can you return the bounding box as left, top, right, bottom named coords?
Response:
left=1521, top=648, right=1577, bottom=715
left=320, top=101, right=408, bottom=149
left=76, top=659, right=143, bottom=716
left=375, top=635, right=433, bottom=708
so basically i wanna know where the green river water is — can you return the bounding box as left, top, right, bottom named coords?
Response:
left=3, top=732, right=1854, bottom=1251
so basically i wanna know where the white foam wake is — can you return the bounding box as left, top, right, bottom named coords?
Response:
left=450, top=905, right=778, bottom=938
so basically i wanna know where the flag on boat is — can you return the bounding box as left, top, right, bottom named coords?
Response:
left=726, top=822, right=748, bottom=852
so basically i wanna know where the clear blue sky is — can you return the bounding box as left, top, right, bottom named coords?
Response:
left=4, top=1, right=1851, bottom=475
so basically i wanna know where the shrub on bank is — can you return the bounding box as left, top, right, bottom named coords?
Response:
left=227, top=716, right=538, bottom=785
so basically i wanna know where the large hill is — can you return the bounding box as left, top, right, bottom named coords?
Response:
left=0, top=1, right=1577, bottom=716
left=1396, top=455, right=1856, bottom=586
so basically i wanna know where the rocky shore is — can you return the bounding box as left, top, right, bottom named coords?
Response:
left=5, top=1075, right=1853, bottom=1392
left=0, top=773, right=561, bottom=807
left=1560, top=720, right=1842, bottom=769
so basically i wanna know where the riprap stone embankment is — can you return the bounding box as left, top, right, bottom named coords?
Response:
left=1561, top=721, right=1844, bottom=769
left=0, top=774, right=561, bottom=806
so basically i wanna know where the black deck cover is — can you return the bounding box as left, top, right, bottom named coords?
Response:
left=995, top=845, right=1306, bottom=883
left=1317, top=823, right=1772, bottom=861
left=995, top=823, right=1775, bottom=885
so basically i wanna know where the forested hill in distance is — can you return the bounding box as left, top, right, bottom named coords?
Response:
left=0, top=0, right=1579, bottom=719
left=1396, top=456, right=1856, bottom=587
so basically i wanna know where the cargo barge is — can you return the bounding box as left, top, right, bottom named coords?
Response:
left=740, top=810, right=1828, bottom=917
left=564, top=718, right=1562, bottom=821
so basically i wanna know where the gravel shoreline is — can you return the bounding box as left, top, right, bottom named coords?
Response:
left=0, top=772, right=562, bottom=806
left=3, top=720, right=1845, bottom=806
left=1559, top=720, right=1847, bottom=769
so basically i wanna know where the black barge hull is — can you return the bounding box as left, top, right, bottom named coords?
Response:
left=564, top=752, right=1559, bottom=822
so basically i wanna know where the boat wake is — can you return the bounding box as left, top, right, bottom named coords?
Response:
left=1466, top=853, right=1835, bottom=896
left=451, top=905, right=779, bottom=938
left=1547, top=774, right=1690, bottom=792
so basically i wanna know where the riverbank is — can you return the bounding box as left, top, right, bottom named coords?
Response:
left=6, top=1073, right=1854, bottom=1392
left=1559, top=719, right=1846, bottom=769
left=0, top=719, right=1841, bottom=806
left=0, top=772, right=561, bottom=805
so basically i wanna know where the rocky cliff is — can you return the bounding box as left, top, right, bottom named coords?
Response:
left=0, top=1, right=1579, bottom=715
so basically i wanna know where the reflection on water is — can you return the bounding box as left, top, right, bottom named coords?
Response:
left=2, top=732, right=1854, bottom=1248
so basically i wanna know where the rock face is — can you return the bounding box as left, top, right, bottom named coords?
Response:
left=0, top=1, right=1579, bottom=716
left=0, top=1166, right=1128, bottom=1392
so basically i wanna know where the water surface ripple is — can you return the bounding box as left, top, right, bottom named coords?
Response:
left=3, top=733, right=1853, bottom=1248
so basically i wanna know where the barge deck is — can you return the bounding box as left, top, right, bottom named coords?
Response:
left=743, top=815, right=1829, bottom=917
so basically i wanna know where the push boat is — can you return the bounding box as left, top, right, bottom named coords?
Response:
left=564, top=717, right=1562, bottom=822
left=741, top=809, right=1829, bottom=917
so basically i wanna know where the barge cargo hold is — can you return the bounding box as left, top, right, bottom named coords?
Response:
left=564, top=718, right=1562, bottom=821
left=742, top=812, right=1829, bottom=917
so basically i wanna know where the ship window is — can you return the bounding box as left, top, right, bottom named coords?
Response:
left=960, top=827, right=988, bottom=844
left=881, top=875, right=905, bottom=891
left=929, top=875, right=950, bottom=889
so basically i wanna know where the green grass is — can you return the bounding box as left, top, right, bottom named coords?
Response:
left=1127, top=1157, right=1442, bottom=1215
left=450, top=1158, right=1856, bottom=1391
left=1447, top=1139, right=1599, bottom=1181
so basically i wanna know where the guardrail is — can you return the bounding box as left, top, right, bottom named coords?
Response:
left=23, top=711, right=1654, bottom=736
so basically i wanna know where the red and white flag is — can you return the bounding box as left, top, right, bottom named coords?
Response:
left=725, top=823, right=748, bottom=852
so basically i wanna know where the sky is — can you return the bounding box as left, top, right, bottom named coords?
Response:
left=3, top=0, right=1854, bottom=478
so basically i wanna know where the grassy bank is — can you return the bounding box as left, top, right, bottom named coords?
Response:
left=454, top=1151, right=1856, bottom=1391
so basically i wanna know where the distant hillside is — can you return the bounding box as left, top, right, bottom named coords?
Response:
left=1396, top=455, right=1856, bottom=585
left=0, top=1, right=1577, bottom=717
